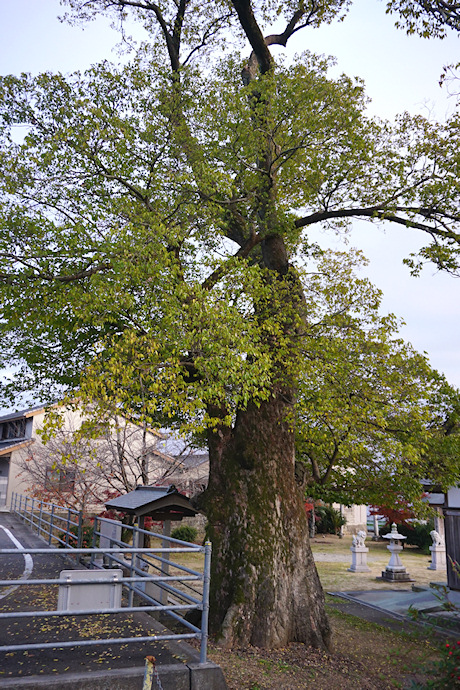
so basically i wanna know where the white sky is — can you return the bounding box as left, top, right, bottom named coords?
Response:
left=1, top=0, right=459, bottom=388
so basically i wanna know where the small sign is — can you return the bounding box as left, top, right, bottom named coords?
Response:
left=57, top=569, right=123, bottom=611
left=99, top=518, right=122, bottom=549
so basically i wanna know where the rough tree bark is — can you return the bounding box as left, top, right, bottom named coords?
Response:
left=200, top=388, right=331, bottom=649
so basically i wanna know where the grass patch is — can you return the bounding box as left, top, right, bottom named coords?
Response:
left=311, top=535, right=445, bottom=592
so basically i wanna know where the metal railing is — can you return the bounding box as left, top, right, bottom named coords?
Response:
left=6, top=492, right=211, bottom=663
left=11, top=492, right=83, bottom=548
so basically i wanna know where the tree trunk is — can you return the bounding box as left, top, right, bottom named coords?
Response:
left=200, top=389, right=332, bottom=650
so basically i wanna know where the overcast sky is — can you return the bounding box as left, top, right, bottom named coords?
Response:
left=1, top=0, right=459, bottom=391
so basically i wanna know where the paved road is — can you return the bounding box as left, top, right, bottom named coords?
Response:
left=0, top=512, right=202, bottom=687
left=0, top=512, right=73, bottom=602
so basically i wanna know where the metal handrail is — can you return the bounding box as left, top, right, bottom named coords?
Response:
left=8, top=492, right=211, bottom=663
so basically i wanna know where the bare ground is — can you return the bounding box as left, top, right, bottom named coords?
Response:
left=207, top=600, right=439, bottom=689
left=204, top=535, right=449, bottom=689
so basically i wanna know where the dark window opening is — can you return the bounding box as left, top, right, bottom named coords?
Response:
left=1, top=419, right=26, bottom=440
left=44, top=466, right=76, bottom=492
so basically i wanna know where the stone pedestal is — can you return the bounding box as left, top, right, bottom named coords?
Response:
left=381, top=569, right=414, bottom=582
left=427, top=529, right=446, bottom=571
left=348, top=546, right=371, bottom=573
left=427, top=544, right=446, bottom=570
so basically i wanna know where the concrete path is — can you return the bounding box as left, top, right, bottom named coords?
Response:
left=0, top=512, right=226, bottom=690
left=330, top=586, right=460, bottom=636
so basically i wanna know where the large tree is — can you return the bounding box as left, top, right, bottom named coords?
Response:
left=1, top=0, right=460, bottom=649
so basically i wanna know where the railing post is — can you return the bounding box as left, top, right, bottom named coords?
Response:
left=90, top=517, right=98, bottom=569
left=38, top=499, right=43, bottom=538
left=128, top=522, right=138, bottom=608
left=49, top=504, right=55, bottom=545
left=161, top=520, right=171, bottom=605
left=200, top=541, right=212, bottom=664
left=77, top=511, right=83, bottom=549
left=66, top=508, right=71, bottom=547
left=18, top=494, right=23, bottom=518
left=31, top=497, right=35, bottom=530
left=76, top=510, right=83, bottom=565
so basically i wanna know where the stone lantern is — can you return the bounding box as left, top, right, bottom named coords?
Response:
left=381, top=523, right=414, bottom=582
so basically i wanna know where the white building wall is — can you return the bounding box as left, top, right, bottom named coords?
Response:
left=333, top=503, right=368, bottom=534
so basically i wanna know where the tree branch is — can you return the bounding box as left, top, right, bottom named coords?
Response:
left=0, top=261, right=112, bottom=285
left=294, top=205, right=460, bottom=242
left=231, top=0, right=274, bottom=76
left=201, top=232, right=262, bottom=291
left=237, top=1, right=327, bottom=82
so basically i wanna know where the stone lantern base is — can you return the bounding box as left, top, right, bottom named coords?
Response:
left=381, top=569, right=414, bottom=582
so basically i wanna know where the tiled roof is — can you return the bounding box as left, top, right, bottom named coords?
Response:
left=0, top=404, right=46, bottom=423
left=105, top=484, right=197, bottom=517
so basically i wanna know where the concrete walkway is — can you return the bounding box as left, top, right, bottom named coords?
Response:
left=0, top=512, right=226, bottom=689
left=329, top=586, right=460, bottom=636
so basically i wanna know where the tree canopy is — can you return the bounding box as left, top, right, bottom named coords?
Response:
left=297, top=263, right=460, bottom=508
left=1, top=44, right=459, bottom=409
left=1, top=0, right=460, bottom=648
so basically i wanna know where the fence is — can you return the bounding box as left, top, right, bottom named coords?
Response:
left=11, top=492, right=83, bottom=547
left=5, top=492, right=211, bottom=663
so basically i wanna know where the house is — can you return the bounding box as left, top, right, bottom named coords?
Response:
left=0, top=404, right=44, bottom=508
left=0, top=404, right=210, bottom=512
left=155, top=432, right=209, bottom=497
left=0, top=404, right=175, bottom=511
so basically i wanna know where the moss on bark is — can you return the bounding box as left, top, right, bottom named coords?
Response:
left=200, top=390, right=332, bottom=650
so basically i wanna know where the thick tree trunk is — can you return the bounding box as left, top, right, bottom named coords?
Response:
left=199, top=390, right=332, bottom=650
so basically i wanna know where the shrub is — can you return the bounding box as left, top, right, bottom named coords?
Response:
left=315, top=505, right=346, bottom=535
left=432, top=641, right=460, bottom=689
left=171, top=525, right=198, bottom=543
left=57, top=519, right=96, bottom=548
left=411, top=640, right=460, bottom=689
left=379, top=520, right=434, bottom=553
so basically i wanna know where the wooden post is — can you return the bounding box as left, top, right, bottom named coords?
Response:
left=444, top=509, right=460, bottom=590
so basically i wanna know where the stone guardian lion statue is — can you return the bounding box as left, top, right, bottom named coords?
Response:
left=430, top=530, right=444, bottom=547
left=352, top=530, right=367, bottom=548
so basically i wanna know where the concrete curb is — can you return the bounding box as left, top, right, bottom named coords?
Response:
left=0, top=661, right=227, bottom=690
